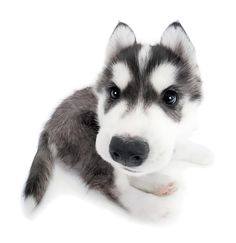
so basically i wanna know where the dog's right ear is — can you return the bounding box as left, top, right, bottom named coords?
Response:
left=105, top=22, right=136, bottom=63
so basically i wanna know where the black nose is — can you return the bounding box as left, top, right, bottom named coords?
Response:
left=109, top=136, right=149, bottom=167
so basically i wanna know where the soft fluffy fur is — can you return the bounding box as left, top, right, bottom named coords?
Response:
left=24, top=22, right=212, bottom=220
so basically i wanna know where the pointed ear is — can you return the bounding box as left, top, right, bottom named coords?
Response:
left=161, top=22, right=197, bottom=65
left=105, top=22, right=136, bottom=63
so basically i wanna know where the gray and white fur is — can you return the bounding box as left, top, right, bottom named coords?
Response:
left=24, top=22, right=212, bottom=220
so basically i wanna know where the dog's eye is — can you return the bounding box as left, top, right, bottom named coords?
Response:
left=162, top=90, right=178, bottom=106
left=109, top=87, right=120, bottom=99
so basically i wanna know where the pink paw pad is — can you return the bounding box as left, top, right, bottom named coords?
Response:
left=158, top=182, right=177, bottom=196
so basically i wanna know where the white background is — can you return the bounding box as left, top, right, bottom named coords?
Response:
left=1, top=0, right=236, bottom=242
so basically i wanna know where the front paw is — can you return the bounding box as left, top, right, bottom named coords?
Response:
left=174, top=141, right=214, bottom=166
left=154, top=181, right=177, bottom=196
left=192, top=145, right=214, bottom=166
left=129, top=173, right=178, bottom=197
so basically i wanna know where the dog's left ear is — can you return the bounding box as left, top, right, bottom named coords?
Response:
left=161, top=22, right=196, bottom=65
left=105, top=22, right=136, bottom=63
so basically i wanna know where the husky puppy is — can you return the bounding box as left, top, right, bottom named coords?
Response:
left=24, top=22, right=212, bottom=219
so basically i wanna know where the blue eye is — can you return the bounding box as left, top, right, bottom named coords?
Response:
left=163, top=90, right=178, bottom=106
left=109, top=87, right=120, bottom=99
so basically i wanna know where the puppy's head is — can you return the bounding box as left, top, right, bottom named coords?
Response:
left=94, top=22, right=202, bottom=175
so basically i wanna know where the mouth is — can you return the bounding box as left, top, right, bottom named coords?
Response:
left=123, top=167, right=140, bottom=173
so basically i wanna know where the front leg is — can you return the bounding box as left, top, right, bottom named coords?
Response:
left=173, top=140, right=214, bottom=165
left=128, top=173, right=177, bottom=196
left=114, top=169, right=176, bottom=221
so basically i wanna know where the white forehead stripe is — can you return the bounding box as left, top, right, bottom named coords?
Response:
left=150, top=63, right=177, bottom=93
left=138, top=45, right=151, bottom=71
left=112, top=62, right=131, bottom=89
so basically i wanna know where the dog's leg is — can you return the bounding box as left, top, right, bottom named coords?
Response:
left=114, top=169, right=176, bottom=221
left=128, top=173, right=177, bottom=196
left=173, top=140, right=214, bottom=165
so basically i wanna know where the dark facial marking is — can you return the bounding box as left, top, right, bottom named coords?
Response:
left=96, top=42, right=202, bottom=121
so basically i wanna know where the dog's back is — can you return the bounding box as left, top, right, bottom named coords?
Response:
left=24, top=87, right=119, bottom=206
